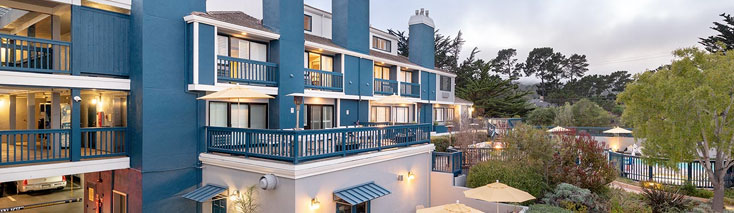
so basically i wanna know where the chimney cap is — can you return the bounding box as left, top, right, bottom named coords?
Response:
left=409, top=8, right=435, bottom=28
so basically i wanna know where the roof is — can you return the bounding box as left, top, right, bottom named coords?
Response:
left=455, top=97, right=473, bottom=105
left=304, top=33, right=341, bottom=49
left=182, top=184, right=227, bottom=202
left=333, top=182, right=391, bottom=205
left=190, top=11, right=274, bottom=34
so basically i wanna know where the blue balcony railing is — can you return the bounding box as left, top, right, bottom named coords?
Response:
left=400, top=82, right=420, bottom=98
left=374, top=79, right=398, bottom=95
left=432, top=151, right=463, bottom=176
left=304, top=68, right=343, bottom=91
left=0, top=127, right=127, bottom=166
left=217, top=56, right=278, bottom=86
left=206, top=124, right=431, bottom=163
left=0, top=33, right=71, bottom=74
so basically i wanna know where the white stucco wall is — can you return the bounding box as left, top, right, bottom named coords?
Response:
left=435, top=75, right=455, bottom=103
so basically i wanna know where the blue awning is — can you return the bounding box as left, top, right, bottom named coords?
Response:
left=333, top=182, right=391, bottom=205
left=182, top=185, right=227, bottom=202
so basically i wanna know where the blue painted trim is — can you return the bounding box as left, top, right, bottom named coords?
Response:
left=0, top=33, right=71, bottom=74
left=399, top=82, right=420, bottom=97
left=217, top=56, right=278, bottom=86
left=304, top=68, right=344, bottom=91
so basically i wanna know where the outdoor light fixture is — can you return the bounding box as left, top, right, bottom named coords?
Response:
left=229, top=190, right=240, bottom=201
left=407, top=171, right=415, bottom=181
left=91, top=98, right=98, bottom=105
left=241, top=32, right=247, bottom=36
left=310, top=198, right=321, bottom=210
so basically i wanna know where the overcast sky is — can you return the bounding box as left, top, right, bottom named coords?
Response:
left=304, top=0, right=734, bottom=83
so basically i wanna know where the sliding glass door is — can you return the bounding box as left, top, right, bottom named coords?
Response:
left=306, top=105, right=334, bottom=129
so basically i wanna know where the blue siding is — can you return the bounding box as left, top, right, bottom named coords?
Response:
left=344, top=55, right=360, bottom=96
left=331, top=0, right=370, bottom=54
left=340, top=99, right=369, bottom=126
left=420, top=104, right=433, bottom=124
left=408, top=23, right=435, bottom=69
left=198, top=24, right=215, bottom=85
left=359, top=58, right=373, bottom=96
left=71, top=6, right=130, bottom=76
left=264, top=0, right=305, bottom=129
left=130, top=0, right=204, bottom=211
left=429, top=72, right=436, bottom=100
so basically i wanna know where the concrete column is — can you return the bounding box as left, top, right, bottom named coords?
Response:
left=51, top=92, right=60, bottom=129
left=52, top=14, right=61, bottom=71
left=9, top=95, right=15, bottom=130
left=27, top=93, right=35, bottom=130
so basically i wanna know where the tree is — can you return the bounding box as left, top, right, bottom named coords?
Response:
left=526, top=107, right=556, bottom=126
left=699, top=13, right=734, bottom=52
left=522, top=48, right=588, bottom=97
left=549, top=132, right=617, bottom=194
left=457, top=75, right=531, bottom=118
left=387, top=29, right=465, bottom=71
left=617, top=47, right=734, bottom=212
left=571, top=99, right=613, bottom=127
left=554, top=103, right=574, bottom=127
left=387, top=29, right=409, bottom=57
left=491, top=48, right=522, bottom=79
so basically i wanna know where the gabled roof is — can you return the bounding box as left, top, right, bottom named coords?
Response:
left=190, top=11, right=274, bottom=34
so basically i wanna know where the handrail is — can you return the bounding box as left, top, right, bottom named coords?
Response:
left=206, top=124, right=432, bottom=163
left=80, top=127, right=127, bottom=159
left=374, top=78, right=398, bottom=95
left=0, top=33, right=71, bottom=74
left=218, top=55, right=277, bottom=67
left=304, top=68, right=343, bottom=91
left=432, top=151, right=463, bottom=175
left=304, top=68, right=344, bottom=76
left=0, top=129, right=71, bottom=165
left=0, top=33, right=71, bottom=46
left=400, top=81, right=420, bottom=97
left=217, top=55, right=278, bottom=86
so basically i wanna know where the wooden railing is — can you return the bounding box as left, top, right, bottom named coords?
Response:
left=217, top=56, right=278, bottom=86
left=374, top=79, right=398, bottom=95
left=0, top=33, right=71, bottom=74
left=206, top=124, right=431, bottom=163
left=432, top=151, right=463, bottom=175
left=304, top=68, right=343, bottom=91
left=80, top=127, right=127, bottom=159
left=400, top=82, right=420, bottom=98
left=0, top=127, right=127, bottom=166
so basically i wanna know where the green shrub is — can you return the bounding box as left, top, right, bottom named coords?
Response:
left=431, top=136, right=454, bottom=152
left=549, top=133, right=617, bottom=194
left=640, top=184, right=693, bottom=213
left=526, top=204, right=571, bottom=213
left=466, top=160, right=549, bottom=198
left=678, top=181, right=713, bottom=198
left=608, top=187, right=649, bottom=213
left=526, top=107, right=556, bottom=126
left=542, top=183, right=608, bottom=212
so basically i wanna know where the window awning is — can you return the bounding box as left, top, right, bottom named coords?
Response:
left=333, top=182, right=391, bottom=205
left=182, top=184, right=227, bottom=202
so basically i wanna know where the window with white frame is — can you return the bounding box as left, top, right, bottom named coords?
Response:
left=371, top=106, right=391, bottom=123
left=374, top=65, right=390, bottom=80
left=304, top=51, right=334, bottom=71
left=209, top=102, right=267, bottom=128
left=440, top=76, right=452, bottom=91
left=372, top=36, right=391, bottom=52
left=434, top=107, right=455, bottom=122
left=217, top=35, right=267, bottom=61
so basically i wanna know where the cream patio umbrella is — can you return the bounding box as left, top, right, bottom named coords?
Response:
left=603, top=126, right=632, bottom=134
left=417, top=201, right=484, bottom=213
left=464, top=180, right=535, bottom=213
left=197, top=86, right=274, bottom=128
left=375, top=95, right=417, bottom=125
left=547, top=126, right=569, bottom=133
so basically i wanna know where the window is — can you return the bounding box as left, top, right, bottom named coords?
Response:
left=372, top=36, right=391, bottom=52
left=113, top=190, right=127, bottom=213
left=371, top=106, right=414, bottom=123
left=400, top=71, right=413, bottom=82
left=371, top=106, right=391, bottom=123
left=217, top=35, right=268, bottom=61
left=434, top=107, right=455, bottom=122
left=212, top=198, right=226, bottom=213
left=373, top=65, right=390, bottom=80
left=395, top=106, right=410, bottom=123
left=440, top=76, right=452, bottom=91
left=337, top=201, right=370, bottom=213
left=304, top=14, right=312, bottom=32
left=209, top=102, right=268, bottom=128
left=306, top=105, right=334, bottom=129
left=304, top=51, right=334, bottom=71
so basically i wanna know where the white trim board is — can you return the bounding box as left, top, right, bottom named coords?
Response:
left=183, top=15, right=280, bottom=41
left=200, top=143, right=435, bottom=179
left=0, top=157, right=130, bottom=182
left=0, top=71, right=131, bottom=90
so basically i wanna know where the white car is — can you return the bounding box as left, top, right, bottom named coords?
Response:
left=15, top=176, right=66, bottom=193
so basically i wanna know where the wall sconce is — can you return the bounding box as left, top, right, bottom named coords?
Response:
left=310, top=198, right=321, bottom=210
left=229, top=190, right=240, bottom=201
left=91, top=98, right=98, bottom=105
left=398, top=171, right=416, bottom=181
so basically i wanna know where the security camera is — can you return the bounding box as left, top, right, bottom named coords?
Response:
left=73, top=96, right=82, bottom=103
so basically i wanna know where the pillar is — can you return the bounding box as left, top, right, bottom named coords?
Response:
left=27, top=93, right=35, bottom=130
left=9, top=95, right=15, bottom=130
left=70, top=89, right=80, bottom=161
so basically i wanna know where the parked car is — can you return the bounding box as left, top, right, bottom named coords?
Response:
left=15, top=176, right=66, bottom=193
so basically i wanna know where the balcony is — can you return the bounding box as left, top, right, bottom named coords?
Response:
left=400, top=82, right=420, bottom=98
left=432, top=151, right=462, bottom=176
left=0, top=127, right=126, bottom=166
left=304, top=68, right=343, bottom=91
left=205, top=124, right=431, bottom=163
left=0, top=33, right=71, bottom=74
left=374, top=79, right=398, bottom=95
left=217, top=56, right=278, bottom=86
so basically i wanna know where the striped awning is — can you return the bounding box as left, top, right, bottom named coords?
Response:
left=182, top=185, right=227, bottom=202
left=333, top=182, right=391, bottom=205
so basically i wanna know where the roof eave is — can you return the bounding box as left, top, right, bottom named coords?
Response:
left=183, top=14, right=280, bottom=40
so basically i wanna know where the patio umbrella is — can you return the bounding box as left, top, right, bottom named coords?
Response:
left=547, top=126, right=569, bottom=133
left=417, top=201, right=484, bottom=213
left=464, top=180, right=535, bottom=213
left=603, top=126, right=632, bottom=134
left=197, top=86, right=274, bottom=127
left=375, top=95, right=416, bottom=125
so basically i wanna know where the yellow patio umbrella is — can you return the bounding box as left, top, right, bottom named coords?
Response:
left=417, top=201, right=484, bottom=213
left=464, top=180, right=535, bottom=213
left=374, top=95, right=416, bottom=125
left=547, top=126, right=569, bottom=133
left=197, top=86, right=274, bottom=127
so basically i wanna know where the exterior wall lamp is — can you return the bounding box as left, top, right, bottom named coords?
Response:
left=398, top=171, right=416, bottom=181
left=310, top=198, right=321, bottom=210
left=229, top=190, right=239, bottom=201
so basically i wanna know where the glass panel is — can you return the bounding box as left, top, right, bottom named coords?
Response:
left=310, top=106, right=322, bottom=129
left=396, top=107, right=408, bottom=123
left=250, top=42, right=267, bottom=61
left=308, top=53, right=321, bottom=70
left=217, top=35, right=228, bottom=56
left=209, top=102, right=228, bottom=127
left=113, top=192, right=127, bottom=213
left=238, top=40, right=250, bottom=59
left=304, top=15, right=312, bottom=31
left=373, top=106, right=390, bottom=123
left=230, top=104, right=249, bottom=128
left=230, top=37, right=241, bottom=58
left=336, top=203, right=351, bottom=213
left=304, top=52, right=308, bottom=68
left=323, top=106, right=333, bottom=128
left=355, top=202, right=368, bottom=213
left=81, top=89, right=128, bottom=128
left=250, top=104, right=267, bottom=129
left=321, top=55, right=333, bottom=71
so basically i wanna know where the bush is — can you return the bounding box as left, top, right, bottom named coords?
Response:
left=503, top=124, right=555, bottom=179
left=549, top=133, right=617, bottom=194
left=431, top=136, right=454, bottom=152
left=526, top=107, right=556, bottom=126
left=678, top=181, right=713, bottom=198
left=526, top=204, right=572, bottom=213
left=641, top=183, right=693, bottom=213
left=571, top=99, right=613, bottom=127
left=542, top=183, right=608, bottom=212
left=466, top=160, right=549, bottom=198
left=608, top=187, right=649, bottom=213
